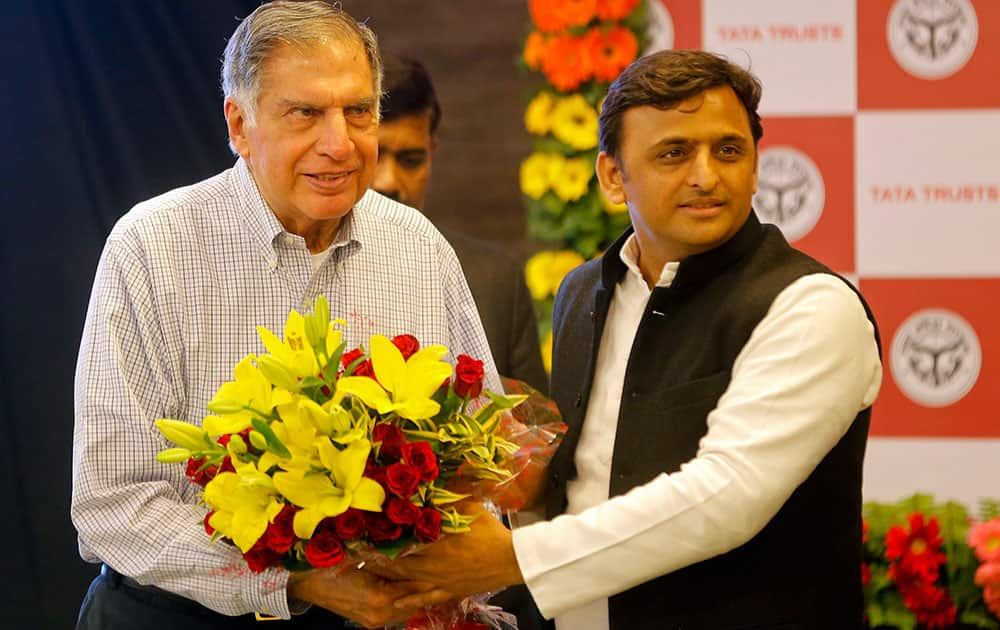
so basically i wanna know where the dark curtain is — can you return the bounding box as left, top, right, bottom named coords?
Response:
left=1, top=1, right=532, bottom=626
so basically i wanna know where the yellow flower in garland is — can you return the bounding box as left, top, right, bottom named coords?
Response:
left=551, top=156, right=593, bottom=202
left=525, top=250, right=587, bottom=300
left=540, top=330, right=553, bottom=374
left=551, top=94, right=598, bottom=151
left=525, top=91, right=555, bottom=136
left=520, top=152, right=557, bottom=199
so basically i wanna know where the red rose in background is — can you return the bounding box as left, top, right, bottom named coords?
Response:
left=333, top=508, right=366, bottom=540
left=203, top=511, right=215, bottom=536
left=386, top=497, right=421, bottom=526
left=373, top=424, right=407, bottom=461
left=220, top=456, right=236, bottom=474
left=265, top=504, right=297, bottom=553
left=304, top=530, right=345, bottom=568
left=244, top=538, right=282, bottom=573
left=386, top=463, right=421, bottom=498
left=185, top=457, right=218, bottom=487
left=341, top=348, right=374, bottom=378
left=391, top=334, right=420, bottom=360
left=402, top=441, right=439, bottom=482
left=454, top=355, right=484, bottom=399
left=415, top=508, right=442, bottom=543
left=366, top=512, right=403, bottom=543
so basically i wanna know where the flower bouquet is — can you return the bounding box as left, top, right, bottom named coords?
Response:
left=154, top=296, right=565, bottom=628
left=863, top=494, right=1000, bottom=629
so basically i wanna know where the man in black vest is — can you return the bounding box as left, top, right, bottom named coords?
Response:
left=380, top=50, right=882, bottom=630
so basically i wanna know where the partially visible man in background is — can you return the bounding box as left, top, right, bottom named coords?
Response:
left=373, top=54, right=548, bottom=394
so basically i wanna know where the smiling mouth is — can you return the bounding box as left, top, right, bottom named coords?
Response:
left=306, top=171, right=352, bottom=181
left=680, top=198, right=725, bottom=208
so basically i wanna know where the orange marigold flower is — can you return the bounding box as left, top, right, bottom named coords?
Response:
left=596, top=0, right=641, bottom=21
left=557, top=0, right=598, bottom=29
left=587, top=26, right=639, bottom=83
left=530, top=0, right=567, bottom=33
left=541, top=34, right=593, bottom=92
left=524, top=31, right=549, bottom=70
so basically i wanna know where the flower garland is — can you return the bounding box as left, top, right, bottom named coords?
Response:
left=863, top=494, right=1000, bottom=629
left=520, top=0, right=646, bottom=370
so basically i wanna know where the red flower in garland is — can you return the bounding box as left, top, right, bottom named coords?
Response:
left=885, top=513, right=947, bottom=581
left=596, top=0, right=640, bottom=21
left=586, top=25, right=639, bottom=83
left=541, top=34, right=594, bottom=92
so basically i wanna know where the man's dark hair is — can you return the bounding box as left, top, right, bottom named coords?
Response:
left=379, top=54, right=442, bottom=134
left=598, top=49, right=763, bottom=158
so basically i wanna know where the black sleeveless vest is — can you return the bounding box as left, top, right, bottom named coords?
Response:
left=546, top=213, right=879, bottom=630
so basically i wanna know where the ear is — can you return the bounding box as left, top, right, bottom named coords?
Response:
left=596, top=151, right=626, bottom=204
left=224, top=98, right=251, bottom=160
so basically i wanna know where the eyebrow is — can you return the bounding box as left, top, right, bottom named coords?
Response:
left=652, top=133, right=749, bottom=146
left=274, top=96, right=377, bottom=111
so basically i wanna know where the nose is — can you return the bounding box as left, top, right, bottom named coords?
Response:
left=685, top=147, right=719, bottom=191
left=372, top=154, right=399, bottom=198
left=314, top=111, right=354, bottom=161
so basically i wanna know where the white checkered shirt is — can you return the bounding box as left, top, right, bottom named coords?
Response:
left=71, top=158, right=499, bottom=619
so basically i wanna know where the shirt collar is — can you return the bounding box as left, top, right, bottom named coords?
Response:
left=231, top=157, right=362, bottom=256
left=619, top=233, right=679, bottom=288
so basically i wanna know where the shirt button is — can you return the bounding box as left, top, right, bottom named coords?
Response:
left=283, top=234, right=295, bottom=245
left=267, top=258, right=277, bottom=270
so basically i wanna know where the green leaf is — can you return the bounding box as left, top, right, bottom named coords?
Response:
left=251, top=418, right=291, bottom=459
left=375, top=536, right=415, bottom=560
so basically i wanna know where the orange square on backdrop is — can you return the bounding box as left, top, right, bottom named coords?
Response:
left=860, top=278, right=1000, bottom=438
left=756, top=116, right=854, bottom=273
left=858, top=0, right=1000, bottom=109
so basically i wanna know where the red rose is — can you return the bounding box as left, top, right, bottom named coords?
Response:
left=386, top=497, right=421, bottom=526
left=386, top=463, right=421, bottom=498
left=414, top=508, right=442, bottom=543
left=333, top=508, right=367, bottom=540
left=402, top=441, right=439, bottom=482
left=185, top=457, right=217, bottom=487
left=454, top=354, right=484, bottom=399
left=265, top=504, right=297, bottom=553
left=243, top=538, right=282, bottom=573
left=220, top=456, right=236, bottom=474
left=391, top=334, right=420, bottom=360
left=341, top=348, right=374, bottom=377
left=364, top=460, right=390, bottom=490
left=304, top=530, right=345, bottom=568
left=366, top=512, right=403, bottom=542
left=373, top=423, right=407, bottom=461
left=203, top=511, right=215, bottom=536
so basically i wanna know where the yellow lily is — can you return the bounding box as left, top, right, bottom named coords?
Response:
left=204, top=469, right=284, bottom=553
left=272, top=439, right=385, bottom=539
left=256, top=310, right=317, bottom=382
left=203, top=355, right=291, bottom=436
left=336, top=335, right=453, bottom=420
